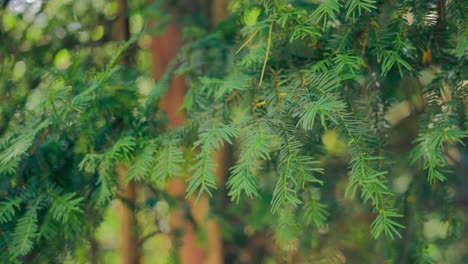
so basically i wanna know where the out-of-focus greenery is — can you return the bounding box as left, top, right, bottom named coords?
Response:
left=0, top=0, right=167, bottom=262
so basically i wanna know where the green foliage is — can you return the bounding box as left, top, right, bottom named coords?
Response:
left=0, top=197, right=21, bottom=224
left=187, top=124, right=238, bottom=199
left=272, top=121, right=323, bottom=212
left=410, top=125, right=467, bottom=183
left=344, top=0, right=376, bottom=21
left=311, top=0, right=341, bottom=28
left=227, top=121, right=273, bottom=201
left=1, top=0, right=467, bottom=263
left=301, top=191, right=329, bottom=228
left=127, top=141, right=158, bottom=182
left=151, top=141, right=184, bottom=183
left=49, top=190, right=84, bottom=224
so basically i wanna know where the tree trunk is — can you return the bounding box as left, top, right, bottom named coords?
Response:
left=151, top=1, right=229, bottom=263
left=152, top=21, right=205, bottom=264
left=211, top=0, right=228, bottom=26
left=204, top=2, right=230, bottom=263
left=118, top=166, right=140, bottom=264
left=111, top=0, right=140, bottom=263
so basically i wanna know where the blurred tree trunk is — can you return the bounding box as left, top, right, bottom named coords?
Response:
left=117, top=166, right=140, bottom=264
left=151, top=1, right=228, bottom=263
left=152, top=15, right=205, bottom=264
left=202, top=3, right=229, bottom=264
left=112, top=0, right=140, bottom=263
left=211, top=0, right=228, bottom=26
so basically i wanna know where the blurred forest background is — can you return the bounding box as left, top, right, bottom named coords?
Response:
left=0, top=0, right=467, bottom=263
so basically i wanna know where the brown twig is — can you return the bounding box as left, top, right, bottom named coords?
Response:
left=259, top=23, right=274, bottom=87
left=138, top=230, right=162, bottom=246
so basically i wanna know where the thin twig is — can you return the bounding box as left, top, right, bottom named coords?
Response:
left=138, top=230, right=162, bottom=246
left=236, top=29, right=259, bottom=54
left=259, top=23, right=273, bottom=87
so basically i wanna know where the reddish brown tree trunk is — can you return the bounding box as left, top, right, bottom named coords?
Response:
left=204, top=2, right=229, bottom=263
left=112, top=0, right=140, bottom=263
left=117, top=166, right=140, bottom=264
left=152, top=21, right=204, bottom=264
left=211, top=0, right=228, bottom=26
left=151, top=2, right=229, bottom=263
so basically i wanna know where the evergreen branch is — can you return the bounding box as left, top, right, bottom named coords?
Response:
left=227, top=121, right=272, bottom=202
left=187, top=150, right=217, bottom=200
left=289, top=23, right=320, bottom=44
left=151, top=141, right=184, bottom=182
left=0, top=229, right=12, bottom=263
left=94, top=164, right=115, bottom=205
left=49, top=192, right=84, bottom=224
left=11, top=194, right=43, bottom=258
left=304, top=71, right=402, bottom=238
left=127, top=141, right=158, bottom=182
left=0, top=120, right=50, bottom=169
left=199, top=74, right=250, bottom=101
left=371, top=207, right=404, bottom=239
left=187, top=124, right=238, bottom=200
left=79, top=137, right=136, bottom=204
left=410, top=126, right=467, bottom=183
left=344, top=0, right=377, bottom=21
left=70, top=37, right=137, bottom=112
left=0, top=197, right=22, bottom=224
left=380, top=50, right=412, bottom=76
left=39, top=210, right=60, bottom=241
left=271, top=121, right=323, bottom=212
left=311, top=0, right=341, bottom=29
left=302, top=193, right=329, bottom=228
